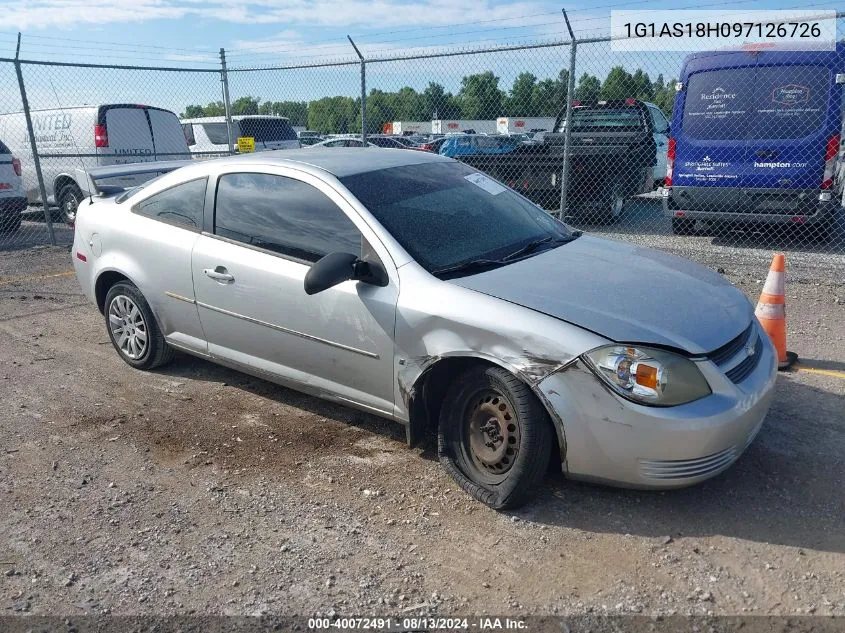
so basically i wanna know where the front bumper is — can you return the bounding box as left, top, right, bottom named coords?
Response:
left=536, top=324, right=777, bottom=489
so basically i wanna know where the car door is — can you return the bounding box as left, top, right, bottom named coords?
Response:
left=648, top=105, right=670, bottom=182
left=191, top=168, right=399, bottom=417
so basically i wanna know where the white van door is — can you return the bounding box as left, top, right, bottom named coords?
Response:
left=147, top=108, right=190, bottom=161
left=101, top=107, right=154, bottom=167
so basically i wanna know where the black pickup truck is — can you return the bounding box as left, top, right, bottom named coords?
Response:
left=459, top=100, right=658, bottom=223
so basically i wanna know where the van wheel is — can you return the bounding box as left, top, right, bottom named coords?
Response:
left=672, top=218, right=695, bottom=235
left=58, top=184, right=83, bottom=225
left=438, top=365, right=553, bottom=510
left=0, top=213, right=21, bottom=234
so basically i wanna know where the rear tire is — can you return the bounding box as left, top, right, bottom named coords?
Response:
left=438, top=365, right=553, bottom=510
left=104, top=281, right=174, bottom=370
left=671, top=217, right=695, bottom=235
left=57, top=183, right=83, bottom=225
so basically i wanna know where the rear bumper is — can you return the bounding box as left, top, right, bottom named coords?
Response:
left=662, top=187, right=839, bottom=225
left=0, top=196, right=27, bottom=214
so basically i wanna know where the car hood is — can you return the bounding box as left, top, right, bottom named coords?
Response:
left=449, top=235, right=753, bottom=355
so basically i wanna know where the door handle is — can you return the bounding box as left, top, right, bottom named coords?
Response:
left=203, top=267, right=234, bottom=283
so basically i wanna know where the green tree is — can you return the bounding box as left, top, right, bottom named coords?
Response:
left=632, top=69, right=654, bottom=102
left=653, top=77, right=678, bottom=116
left=366, top=89, right=396, bottom=134
left=423, top=82, right=461, bottom=119
left=181, top=104, right=205, bottom=118
left=575, top=73, right=601, bottom=103
left=307, top=96, right=359, bottom=134
left=231, top=96, right=260, bottom=115
left=392, top=86, right=426, bottom=121
left=458, top=71, right=504, bottom=120
left=508, top=72, right=537, bottom=116
left=599, top=66, right=635, bottom=101
left=531, top=79, right=559, bottom=116
left=258, top=101, right=309, bottom=126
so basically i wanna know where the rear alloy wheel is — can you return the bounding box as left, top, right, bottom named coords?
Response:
left=57, top=183, right=83, bottom=225
left=671, top=217, right=695, bottom=235
left=104, top=281, right=174, bottom=370
left=438, top=365, right=553, bottom=510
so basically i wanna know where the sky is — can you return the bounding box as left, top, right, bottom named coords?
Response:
left=0, top=0, right=839, bottom=117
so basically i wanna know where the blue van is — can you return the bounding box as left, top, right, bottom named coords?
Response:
left=663, top=44, right=844, bottom=238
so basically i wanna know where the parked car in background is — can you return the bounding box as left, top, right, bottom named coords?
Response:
left=298, top=130, right=323, bottom=146
left=308, top=138, right=375, bottom=148
left=72, top=149, right=776, bottom=510
left=664, top=43, right=845, bottom=239
left=366, top=136, right=414, bottom=149
left=0, top=104, right=190, bottom=224
left=0, top=139, right=26, bottom=234
left=439, top=134, right=521, bottom=158
left=181, top=116, right=301, bottom=156
left=417, top=137, right=449, bottom=153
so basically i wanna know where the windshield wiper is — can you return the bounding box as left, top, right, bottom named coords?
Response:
left=431, top=258, right=508, bottom=278
left=502, top=234, right=574, bottom=262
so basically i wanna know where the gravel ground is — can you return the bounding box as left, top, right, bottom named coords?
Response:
left=0, top=245, right=843, bottom=620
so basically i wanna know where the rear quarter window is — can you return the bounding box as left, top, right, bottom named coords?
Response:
left=202, top=123, right=234, bottom=145
left=133, top=177, right=207, bottom=231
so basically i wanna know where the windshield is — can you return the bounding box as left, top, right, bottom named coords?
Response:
left=340, top=162, right=572, bottom=276
left=556, top=108, right=643, bottom=132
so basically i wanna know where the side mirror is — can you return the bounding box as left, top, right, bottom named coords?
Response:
left=304, top=252, right=389, bottom=295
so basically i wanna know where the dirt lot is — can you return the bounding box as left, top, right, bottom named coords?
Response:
left=1, top=245, right=843, bottom=618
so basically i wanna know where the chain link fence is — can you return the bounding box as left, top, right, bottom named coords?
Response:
left=1, top=14, right=843, bottom=283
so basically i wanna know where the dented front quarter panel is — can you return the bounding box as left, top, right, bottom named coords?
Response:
left=393, top=261, right=609, bottom=457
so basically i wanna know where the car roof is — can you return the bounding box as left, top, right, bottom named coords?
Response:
left=200, top=147, right=450, bottom=178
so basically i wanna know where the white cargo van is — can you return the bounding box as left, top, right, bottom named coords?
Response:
left=0, top=104, right=190, bottom=224
left=181, top=115, right=301, bottom=156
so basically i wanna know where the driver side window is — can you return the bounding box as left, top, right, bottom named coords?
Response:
left=214, top=172, right=362, bottom=263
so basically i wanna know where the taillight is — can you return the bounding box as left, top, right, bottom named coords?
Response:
left=94, top=124, right=109, bottom=148
left=665, top=137, right=676, bottom=187
left=12, top=157, right=21, bottom=177
left=420, top=143, right=433, bottom=151
left=625, top=97, right=636, bottom=105
left=821, top=133, right=839, bottom=190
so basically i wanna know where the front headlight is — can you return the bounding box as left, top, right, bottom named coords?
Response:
left=581, top=345, right=711, bottom=406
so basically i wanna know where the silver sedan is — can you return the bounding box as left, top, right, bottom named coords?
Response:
left=72, top=149, right=777, bottom=509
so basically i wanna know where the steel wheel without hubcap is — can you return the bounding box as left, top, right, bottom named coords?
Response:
left=465, top=389, right=521, bottom=484
left=108, top=295, right=148, bottom=360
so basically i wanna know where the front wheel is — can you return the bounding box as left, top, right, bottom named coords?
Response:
left=104, top=281, right=174, bottom=370
left=438, top=365, right=553, bottom=510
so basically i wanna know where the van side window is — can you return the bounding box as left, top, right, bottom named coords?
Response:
left=649, top=107, right=669, bottom=134
left=133, top=178, right=207, bottom=231
left=214, top=172, right=362, bottom=262
left=202, top=123, right=234, bottom=145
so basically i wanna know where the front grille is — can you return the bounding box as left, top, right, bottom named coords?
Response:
left=725, top=335, right=764, bottom=383
left=639, top=446, right=738, bottom=480
left=708, top=324, right=753, bottom=366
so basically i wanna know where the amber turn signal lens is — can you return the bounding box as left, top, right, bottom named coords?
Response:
left=635, top=364, right=659, bottom=389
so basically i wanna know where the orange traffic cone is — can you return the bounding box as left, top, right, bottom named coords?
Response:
left=755, top=253, right=797, bottom=370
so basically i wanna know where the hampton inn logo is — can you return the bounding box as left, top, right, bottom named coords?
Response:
left=772, top=84, right=810, bottom=106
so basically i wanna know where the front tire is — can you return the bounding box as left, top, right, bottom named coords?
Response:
left=438, top=365, right=553, bottom=510
left=104, top=282, right=174, bottom=370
